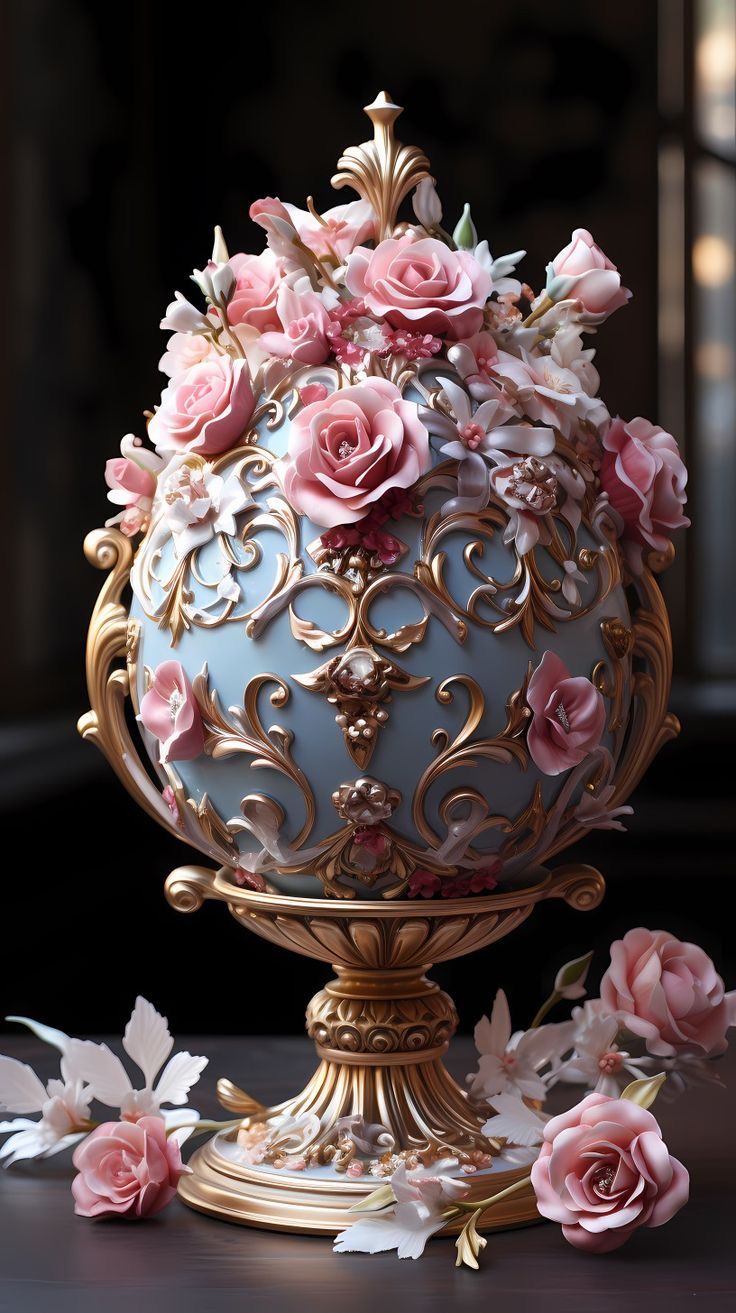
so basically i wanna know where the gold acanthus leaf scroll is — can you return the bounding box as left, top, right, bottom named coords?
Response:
left=331, top=92, right=431, bottom=241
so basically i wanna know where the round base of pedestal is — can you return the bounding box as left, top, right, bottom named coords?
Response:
left=178, top=1130, right=542, bottom=1235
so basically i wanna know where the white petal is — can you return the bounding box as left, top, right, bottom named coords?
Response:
left=497, top=1144, right=540, bottom=1167
left=67, top=1040, right=132, bottom=1107
left=162, top=1107, right=200, bottom=1130
left=487, top=989, right=512, bottom=1055
left=438, top=377, right=472, bottom=426
left=123, top=997, right=174, bottom=1088
left=154, top=1051, right=208, bottom=1106
left=0, top=1126, right=48, bottom=1164
left=482, top=1094, right=547, bottom=1147
left=0, top=1056, right=47, bottom=1114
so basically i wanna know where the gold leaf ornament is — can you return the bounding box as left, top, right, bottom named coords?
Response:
left=331, top=92, right=431, bottom=241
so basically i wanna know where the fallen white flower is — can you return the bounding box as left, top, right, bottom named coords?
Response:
left=334, top=1160, right=468, bottom=1260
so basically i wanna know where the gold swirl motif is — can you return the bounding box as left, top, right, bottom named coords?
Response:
left=415, top=471, right=621, bottom=651
left=412, top=673, right=529, bottom=847
left=133, top=446, right=304, bottom=646
left=331, top=92, right=431, bottom=241
left=192, top=668, right=316, bottom=851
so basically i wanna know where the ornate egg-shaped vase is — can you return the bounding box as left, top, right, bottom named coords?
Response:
left=126, top=363, right=634, bottom=901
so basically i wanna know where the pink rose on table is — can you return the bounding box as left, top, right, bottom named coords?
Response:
left=226, top=249, right=283, bottom=332
left=72, top=1117, right=190, bottom=1219
left=148, top=356, right=255, bottom=457
left=531, top=1092, right=689, bottom=1253
left=550, top=228, right=631, bottom=319
left=140, top=661, right=204, bottom=764
left=600, top=927, right=736, bottom=1057
left=276, top=379, right=431, bottom=528
left=526, top=651, right=605, bottom=775
left=345, top=235, right=492, bottom=339
left=600, top=417, right=689, bottom=568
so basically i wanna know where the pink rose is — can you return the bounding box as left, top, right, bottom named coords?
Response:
left=526, top=651, right=605, bottom=775
left=600, top=417, right=689, bottom=567
left=531, top=1092, right=689, bottom=1253
left=276, top=378, right=431, bottom=528
left=260, top=284, right=333, bottom=364
left=72, top=1117, right=190, bottom=1219
left=148, top=356, right=255, bottom=456
left=600, top=927, right=736, bottom=1057
left=158, top=330, right=216, bottom=378
left=105, top=457, right=156, bottom=507
left=345, top=235, right=492, bottom=339
left=140, top=661, right=205, bottom=764
left=551, top=228, right=631, bottom=319
left=226, top=249, right=283, bottom=332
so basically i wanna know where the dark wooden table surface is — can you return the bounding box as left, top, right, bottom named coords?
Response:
left=0, top=1034, right=734, bottom=1313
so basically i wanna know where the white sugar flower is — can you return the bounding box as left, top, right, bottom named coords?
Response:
left=68, top=996, right=207, bottom=1127
left=466, top=989, right=574, bottom=1102
left=0, top=1018, right=92, bottom=1165
left=482, top=1092, right=549, bottom=1167
left=557, top=999, right=649, bottom=1096
left=334, top=1160, right=468, bottom=1260
left=162, top=461, right=253, bottom=559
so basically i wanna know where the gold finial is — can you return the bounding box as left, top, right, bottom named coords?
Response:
left=331, top=90, right=431, bottom=240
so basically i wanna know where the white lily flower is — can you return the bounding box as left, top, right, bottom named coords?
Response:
left=0, top=1019, right=92, bottom=1166
left=466, top=989, right=574, bottom=1102
left=334, top=1160, right=468, bottom=1260
left=556, top=1000, right=649, bottom=1096
left=68, top=996, right=207, bottom=1123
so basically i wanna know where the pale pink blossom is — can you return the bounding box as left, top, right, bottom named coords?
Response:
left=492, top=348, right=608, bottom=439
left=72, top=1116, right=190, bottom=1219
left=282, top=198, right=375, bottom=262
left=526, top=651, right=605, bottom=776
left=345, top=234, right=492, bottom=339
left=600, top=417, right=689, bottom=570
left=226, top=249, right=283, bottom=332
left=600, top=928, right=736, bottom=1058
left=162, top=786, right=181, bottom=828
left=148, top=356, right=255, bottom=457
left=140, top=662, right=205, bottom=764
left=531, top=1092, right=688, bottom=1252
left=549, top=228, right=631, bottom=321
left=104, top=435, right=162, bottom=537
left=275, top=378, right=431, bottom=528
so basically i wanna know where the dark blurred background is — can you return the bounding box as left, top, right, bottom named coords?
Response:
left=1, top=0, right=734, bottom=1041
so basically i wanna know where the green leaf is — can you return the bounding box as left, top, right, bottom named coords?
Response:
left=621, top=1073, right=667, bottom=1109
left=349, top=1183, right=396, bottom=1213
left=455, top=1208, right=487, bottom=1271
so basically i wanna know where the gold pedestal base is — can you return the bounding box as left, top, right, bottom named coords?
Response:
left=179, top=1133, right=540, bottom=1235
left=166, top=863, right=605, bottom=1235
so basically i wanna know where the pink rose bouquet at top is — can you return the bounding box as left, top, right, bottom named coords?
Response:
left=99, top=150, right=688, bottom=573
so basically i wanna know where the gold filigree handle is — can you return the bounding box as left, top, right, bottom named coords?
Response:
left=332, top=91, right=431, bottom=240
left=78, top=527, right=238, bottom=869
left=546, top=863, right=606, bottom=911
